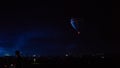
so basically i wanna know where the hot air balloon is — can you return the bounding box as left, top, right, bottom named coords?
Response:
left=70, top=18, right=80, bottom=35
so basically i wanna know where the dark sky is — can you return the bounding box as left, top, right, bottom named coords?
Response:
left=0, top=0, right=112, bottom=56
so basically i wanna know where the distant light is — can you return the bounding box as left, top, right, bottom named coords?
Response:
left=4, top=53, right=10, bottom=56
left=78, top=31, right=80, bottom=35
left=33, top=58, right=36, bottom=62
left=10, top=64, right=14, bottom=66
left=33, top=54, right=36, bottom=57
left=65, top=54, right=68, bottom=57
left=101, top=56, right=104, bottom=59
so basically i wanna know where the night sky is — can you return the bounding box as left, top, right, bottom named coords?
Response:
left=0, top=1, right=111, bottom=56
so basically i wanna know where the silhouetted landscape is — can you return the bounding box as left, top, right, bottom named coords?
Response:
left=0, top=54, right=117, bottom=68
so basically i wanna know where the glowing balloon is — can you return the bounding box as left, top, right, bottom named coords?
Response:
left=70, top=18, right=80, bottom=35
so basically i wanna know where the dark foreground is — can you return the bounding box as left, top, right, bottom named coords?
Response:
left=0, top=54, right=117, bottom=68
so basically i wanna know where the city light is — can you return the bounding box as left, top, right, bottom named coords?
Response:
left=4, top=53, right=11, bottom=56
left=65, top=54, right=68, bottom=57
left=101, top=56, right=104, bottom=59
left=33, top=54, right=36, bottom=57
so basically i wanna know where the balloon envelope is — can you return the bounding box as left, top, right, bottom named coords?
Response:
left=70, top=18, right=80, bottom=32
